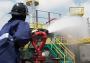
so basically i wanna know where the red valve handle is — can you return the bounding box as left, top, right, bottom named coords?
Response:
left=32, top=31, right=47, bottom=55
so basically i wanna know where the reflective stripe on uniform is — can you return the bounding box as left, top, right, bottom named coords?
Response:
left=0, top=33, right=9, bottom=40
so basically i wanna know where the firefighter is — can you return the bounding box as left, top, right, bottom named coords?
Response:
left=0, top=3, right=31, bottom=63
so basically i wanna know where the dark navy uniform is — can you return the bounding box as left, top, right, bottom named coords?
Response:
left=0, top=20, right=31, bottom=63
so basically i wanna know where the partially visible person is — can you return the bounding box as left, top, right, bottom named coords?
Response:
left=0, top=3, right=31, bottom=63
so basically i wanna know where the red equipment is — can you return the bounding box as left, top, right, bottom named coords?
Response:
left=32, top=31, right=47, bottom=63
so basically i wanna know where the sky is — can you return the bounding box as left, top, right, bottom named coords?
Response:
left=0, top=0, right=89, bottom=16
left=0, top=0, right=89, bottom=29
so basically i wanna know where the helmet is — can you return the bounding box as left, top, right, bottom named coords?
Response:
left=9, top=3, right=28, bottom=15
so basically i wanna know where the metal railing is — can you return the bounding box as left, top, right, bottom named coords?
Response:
left=55, top=39, right=76, bottom=63
left=46, top=37, right=76, bottom=63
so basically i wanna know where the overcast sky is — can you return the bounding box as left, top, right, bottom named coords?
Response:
left=0, top=0, right=89, bottom=29
left=0, top=0, right=88, bottom=16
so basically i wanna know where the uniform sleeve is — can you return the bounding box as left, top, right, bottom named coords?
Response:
left=13, top=22, right=31, bottom=47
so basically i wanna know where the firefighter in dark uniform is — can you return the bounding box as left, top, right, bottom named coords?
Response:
left=0, top=3, right=31, bottom=63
